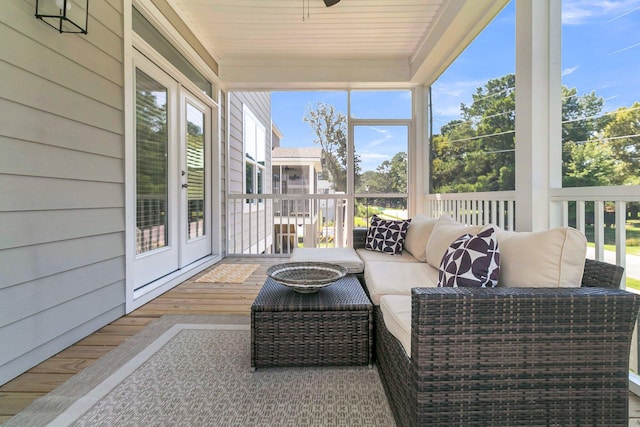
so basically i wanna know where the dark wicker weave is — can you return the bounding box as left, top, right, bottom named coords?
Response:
left=251, top=275, right=372, bottom=370
left=353, top=227, right=640, bottom=426
left=581, top=257, right=625, bottom=288
left=377, top=287, right=640, bottom=426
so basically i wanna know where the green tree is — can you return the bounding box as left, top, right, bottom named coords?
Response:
left=563, top=140, right=618, bottom=187
left=562, top=87, right=608, bottom=144
left=431, top=74, right=515, bottom=192
left=431, top=73, right=618, bottom=192
left=601, top=102, right=640, bottom=183
left=387, top=151, right=407, bottom=193
left=303, top=102, right=360, bottom=192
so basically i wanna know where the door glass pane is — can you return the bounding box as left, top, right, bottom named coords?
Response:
left=186, top=102, right=206, bottom=240
left=136, top=69, right=169, bottom=255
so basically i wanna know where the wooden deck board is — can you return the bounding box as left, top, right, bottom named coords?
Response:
left=0, top=257, right=284, bottom=422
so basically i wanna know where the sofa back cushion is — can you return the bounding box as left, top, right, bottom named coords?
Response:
left=425, top=217, right=484, bottom=268
left=403, top=215, right=439, bottom=262
left=496, top=227, right=587, bottom=288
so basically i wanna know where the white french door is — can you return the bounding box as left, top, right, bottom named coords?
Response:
left=133, top=52, right=213, bottom=291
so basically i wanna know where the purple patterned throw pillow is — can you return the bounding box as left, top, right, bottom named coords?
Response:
left=437, top=225, right=500, bottom=288
left=365, top=215, right=383, bottom=250
left=365, top=215, right=411, bottom=255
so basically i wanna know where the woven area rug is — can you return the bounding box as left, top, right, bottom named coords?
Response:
left=195, top=263, right=259, bottom=283
left=7, top=315, right=395, bottom=427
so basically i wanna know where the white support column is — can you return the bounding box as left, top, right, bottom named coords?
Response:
left=514, top=0, right=562, bottom=231
left=412, top=85, right=428, bottom=216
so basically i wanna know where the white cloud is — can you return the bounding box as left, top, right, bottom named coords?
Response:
left=367, top=127, right=392, bottom=147
left=562, top=65, right=579, bottom=76
left=608, top=41, right=640, bottom=55
left=359, top=152, right=389, bottom=161
left=562, top=0, right=640, bottom=25
left=430, top=79, right=486, bottom=121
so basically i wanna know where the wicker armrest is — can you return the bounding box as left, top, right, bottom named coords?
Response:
left=408, top=286, right=640, bottom=425
left=582, top=257, right=625, bottom=288
left=353, top=227, right=368, bottom=250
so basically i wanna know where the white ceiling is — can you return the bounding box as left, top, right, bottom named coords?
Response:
left=167, top=0, right=508, bottom=89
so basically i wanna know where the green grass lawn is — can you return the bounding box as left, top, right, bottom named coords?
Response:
left=626, top=277, right=640, bottom=291
left=584, top=220, right=640, bottom=256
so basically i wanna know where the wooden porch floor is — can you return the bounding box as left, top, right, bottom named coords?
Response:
left=1, top=255, right=640, bottom=424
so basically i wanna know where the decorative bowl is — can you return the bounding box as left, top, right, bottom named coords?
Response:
left=266, top=262, right=348, bottom=293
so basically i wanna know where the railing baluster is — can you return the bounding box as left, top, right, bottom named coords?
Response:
left=616, top=200, right=627, bottom=284
left=594, top=200, right=605, bottom=261
left=576, top=201, right=586, bottom=235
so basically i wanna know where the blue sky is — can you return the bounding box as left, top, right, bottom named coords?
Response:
left=271, top=90, right=411, bottom=172
left=432, top=0, right=640, bottom=132
left=272, top=0, right=640, bottom=166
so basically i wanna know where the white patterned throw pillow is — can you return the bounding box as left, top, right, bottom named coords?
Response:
left=437, top=225, right=500, bottom=288
left=365, top=215, right=411, bottom=255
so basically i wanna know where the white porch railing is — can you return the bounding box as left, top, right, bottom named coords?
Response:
left=227, top=194, right=349, bottom=255
left=424, top=186, right=640, bottom=280
left=550, top=185, right=640, bottom=275
left=424, top=191, right=517, bottom=230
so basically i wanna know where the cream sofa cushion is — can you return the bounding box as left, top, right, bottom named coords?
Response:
left=356, top=248, right=418, bottom=263
left=403, top=215, right=439, bottom=262
left=496, top=228, right=587, bottom=288
left=290, top=247, right=364, bottom=274
left=364, top=261, right=439, bottom=305
left=425, top=217, right=484, bottom=268
left=380, top=295, right=412, bottom=357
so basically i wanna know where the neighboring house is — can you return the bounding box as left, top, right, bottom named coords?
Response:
left=271, top=147, right=322, bottom=252
left=227, top=93, right=273, bottom=255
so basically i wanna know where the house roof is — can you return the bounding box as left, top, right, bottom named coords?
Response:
left=167, top=0, right=508, bottom=89
left=272, top=147, right=322, bottom=160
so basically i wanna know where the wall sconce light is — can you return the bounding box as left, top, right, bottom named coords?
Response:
left=35, top=0, right=89, bottom=34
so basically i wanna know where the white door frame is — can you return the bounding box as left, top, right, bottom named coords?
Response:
left=124, top=10, right=222, bottom=313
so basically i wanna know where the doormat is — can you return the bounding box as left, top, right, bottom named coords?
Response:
left=195, top=263, right=259, bottom=283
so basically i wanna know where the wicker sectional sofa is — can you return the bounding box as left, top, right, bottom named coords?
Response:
left=351, top=216, right=640, bottom=427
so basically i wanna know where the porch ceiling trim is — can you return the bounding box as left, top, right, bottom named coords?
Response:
left=165, top=0, right=510, bottom=90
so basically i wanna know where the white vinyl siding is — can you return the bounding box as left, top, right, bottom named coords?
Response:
left=228, top=92, right=272, bottom=254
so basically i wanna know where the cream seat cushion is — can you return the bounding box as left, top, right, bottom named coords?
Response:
left=496, top=227, right=587, bottom=287
left=356, top=248, right=418, bottom=263
left=364, top=261, right=439, bottom=305
left=380, top=295, right=412, bottom=357
left=290, top=247, right=364, bottom=274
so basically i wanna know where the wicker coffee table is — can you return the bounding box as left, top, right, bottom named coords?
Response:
left=251, top=274, right=373, bottom=370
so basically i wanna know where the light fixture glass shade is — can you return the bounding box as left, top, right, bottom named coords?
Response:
left=35, top=0, right=89, bottom=34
